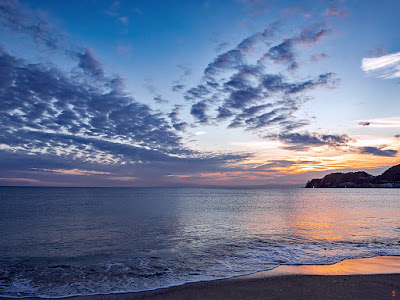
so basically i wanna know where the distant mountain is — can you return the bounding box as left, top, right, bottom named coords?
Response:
left=305, top=164, right=400, bottom=188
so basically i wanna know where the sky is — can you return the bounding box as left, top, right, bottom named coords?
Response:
left=0, top=0, right=399, bottom=187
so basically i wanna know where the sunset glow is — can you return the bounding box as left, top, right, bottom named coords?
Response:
left=0, top=0, right=399, bottom=186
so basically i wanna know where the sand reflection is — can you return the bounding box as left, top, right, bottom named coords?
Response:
left=251, top=256, right=400, bottom=276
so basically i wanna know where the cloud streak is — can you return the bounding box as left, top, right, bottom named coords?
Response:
left=266, top=131, right=352, bottom=150
left=358, top=121, right=371, bottom=127
left=361, top=52, right=400, bottom=79
left=41, top=169, right=111, bottom=176
left=359, top=146, right=398, bottom=157
left=77, top=47, right=104, bottom=78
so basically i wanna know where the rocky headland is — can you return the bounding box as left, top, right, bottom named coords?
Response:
left=305, top=164, right=400, bottom=188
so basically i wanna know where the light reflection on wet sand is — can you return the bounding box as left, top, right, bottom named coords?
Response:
left=247, top=256, right=400, bottom=277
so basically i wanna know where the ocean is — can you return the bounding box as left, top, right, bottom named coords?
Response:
left=0, top=187, right=399, bottom=298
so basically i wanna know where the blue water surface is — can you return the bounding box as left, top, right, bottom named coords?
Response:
left=0, top=187, right=399, bottom=297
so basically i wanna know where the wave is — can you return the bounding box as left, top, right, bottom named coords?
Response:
left=1, top=239, right=399, bottom=298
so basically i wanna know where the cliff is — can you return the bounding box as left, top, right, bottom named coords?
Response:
left=305, top=164, right=400, bottom=188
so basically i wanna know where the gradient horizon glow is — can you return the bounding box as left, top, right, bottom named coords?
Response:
left=0, top=0, right=399, bottom=187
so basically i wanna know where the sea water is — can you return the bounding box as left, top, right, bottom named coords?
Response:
left=0, top=187, right=399, bottom=298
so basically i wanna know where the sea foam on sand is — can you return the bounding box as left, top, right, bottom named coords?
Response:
left=27, top=256, right=400, bottom=300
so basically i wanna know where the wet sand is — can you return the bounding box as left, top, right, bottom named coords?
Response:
left=13, top=256, right=400, bottom=300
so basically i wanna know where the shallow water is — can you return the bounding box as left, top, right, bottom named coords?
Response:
left=0, top=187, right=399, bottom=297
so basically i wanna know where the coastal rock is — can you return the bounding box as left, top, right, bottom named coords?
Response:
left=376, top=164, right=400, bottom=182
left=305, top=164, right=400, bottom=188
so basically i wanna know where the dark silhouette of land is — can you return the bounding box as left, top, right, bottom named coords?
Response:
left=306, top=164, right=400, bottom=188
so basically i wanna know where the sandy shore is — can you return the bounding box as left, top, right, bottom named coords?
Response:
left=11, top=256, right=400, bottom=300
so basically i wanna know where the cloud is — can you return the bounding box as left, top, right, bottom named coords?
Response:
left=326, top=7, right=349, bottom=18
left=250, top=159, right=320, bottom=173
left=107, top=176, right=137, bottom=181
left=0, top=0, right=115, bottom=79
left=0, top=4, right=261, bottom=186
left=184, top=83, right=214, bottom=101
left=204, top=49, right=244, bottom=76
left=0, top=147, right=253, bottom=186
left=0, top=47, right=195, bottom=161
left=119, top=16, right=129, bottom=25
left=171, top=65, right=192, bottom=92
left=172, top=84, right=185, bottom=92
left=236, top=109, right=287, bottom=129
left=77, top=47, right=104, bottom=77
left=251, top=160, right=298, bottom=171
left=133, top=8, right=142, bottom=15
left=311, top=53, right=329, bottom=62
left=235, top=0, right=270, bottom=18
left=41, top=169, right=111, bottom=176
left=286, top=72, right=337, bottom=94
left=225, top=87, right=263, bottom=109
left=296, top=25, right=331, bottom=46
left=172, top=122, right=187, bottom=131
left=216, top=106, right=234, bottom=120
left=116, top=44, right=133, bottom=58
left=215, top=41, right=229, bottom=52
left=168, top=105, right=188, bottom=131
left=359, top=146, right=398, bottom=157
left=0, top=0, right=61, bottom=49
left=266, top=39, right=297, bottom=69
left=235, top=0, right=263, bottom=7
left=183, top=21, right=337, bottom=134
left=144, top=79, right=157, bottom=94
left=0, top=177, right=40, bottom=183
left=204, top=23, right=277, bottom=77
left=190, top=101, right=209, bottom=123
left=177, top=64, right=192, bottom=76
left=0, top=47, right=185, bottom=160
left=264, top=25, right=331, bottom=70
left=357, top=117, right=400, bottom=128
left=267, top=131, right=352, bottom=150
left=0, top=2, right=354, bottom=186
left=189, top=68, right=337, bottom=132
left=0, top=1, right=195, bottom=161
left=224, top=64, right=263, bottom=90
left=194, top=131, right=206, bottom=136
left=361, top=52, right=400, bottom=79
left=154, top=95, right=169, bottom=104
left=105, top=0, right=129, bottom=26
left=367, top=47, right=387, bottom=58
left=228, top=104, right=272, bottom=124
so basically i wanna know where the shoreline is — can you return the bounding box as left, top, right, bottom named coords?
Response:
left=11, top=256, right=400, bottom=300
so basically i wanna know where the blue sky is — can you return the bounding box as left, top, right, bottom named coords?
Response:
left=0, top=0, right=399, bottom=186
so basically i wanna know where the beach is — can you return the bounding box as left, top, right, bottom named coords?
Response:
left=16, top=256, right=400, bottom=300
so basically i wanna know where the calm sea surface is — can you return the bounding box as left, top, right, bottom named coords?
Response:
left=0, top=187, right=399, bottom=297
